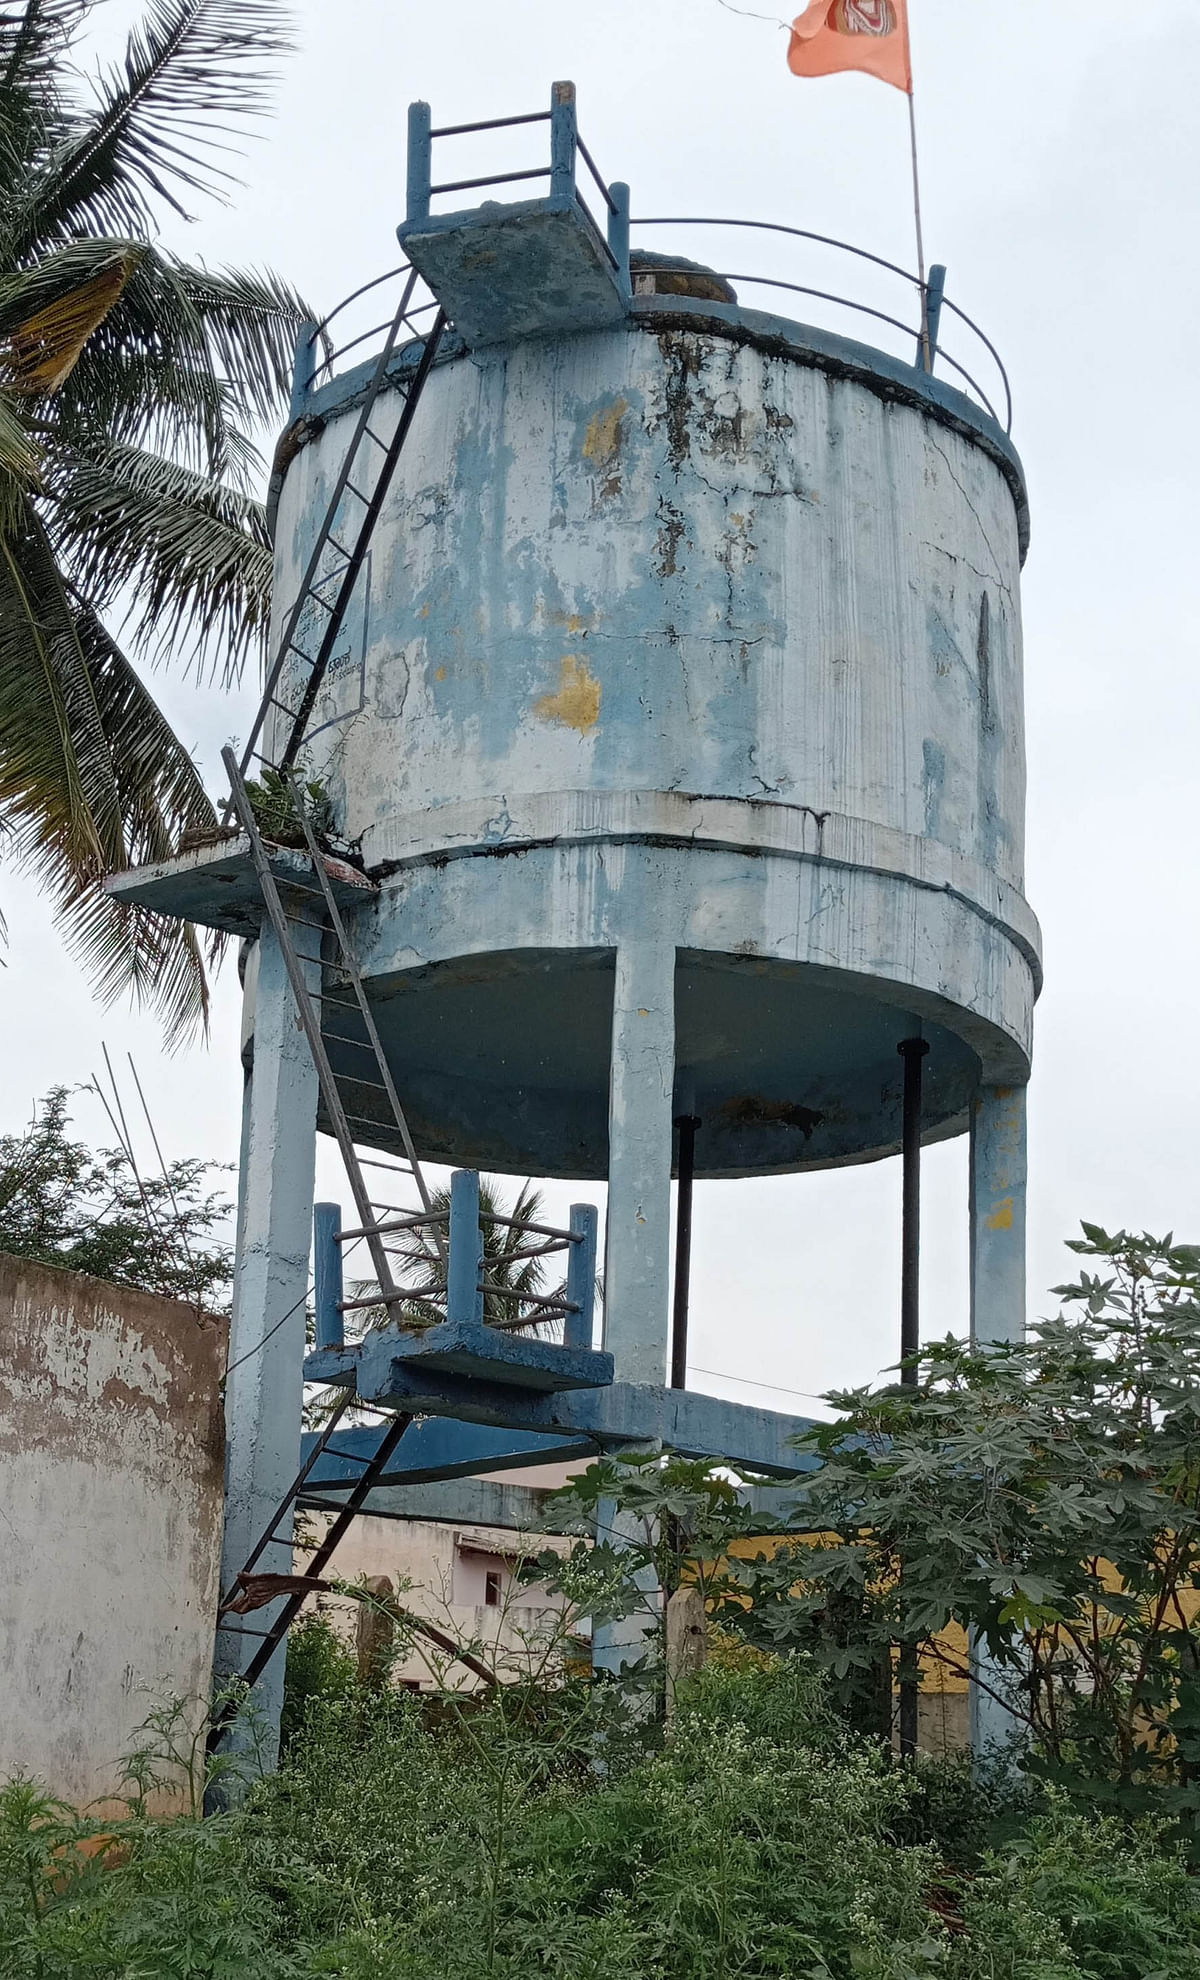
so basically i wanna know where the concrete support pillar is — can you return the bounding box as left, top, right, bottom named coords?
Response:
left=213, top=921, right=320, bottom=1771
left=969, top=1083, right=1028, bottom=1347
left=593, top=941, right=674, bottom=1689
left=590, top=1494, right=663, bottom=1684
left=602, top=940, right=676, bottom=1388
left=968, top=1081, right=1029, bottom=1760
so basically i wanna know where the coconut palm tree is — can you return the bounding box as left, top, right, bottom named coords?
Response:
left=0, top=0, right=310, bottom=1040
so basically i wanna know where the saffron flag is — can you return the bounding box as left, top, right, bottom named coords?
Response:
left=788, top=0, right=912, bottom=94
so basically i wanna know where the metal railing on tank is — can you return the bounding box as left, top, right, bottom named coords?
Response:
left=404, top=80, right=630, bottom=289
left=313, top=1169, right=599, bottom=1352
left=628, top=216, right=1012, bottom=432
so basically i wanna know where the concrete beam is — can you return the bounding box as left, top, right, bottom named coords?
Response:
left=303, top=1476, right=561, bottom=1532
left=303, top=1385, right=815, bottom=1483
left=300, top=1416, right=598, bottom=1492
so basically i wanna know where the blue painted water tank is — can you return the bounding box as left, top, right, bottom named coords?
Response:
left=268, top=207, right=1038, bottom=1182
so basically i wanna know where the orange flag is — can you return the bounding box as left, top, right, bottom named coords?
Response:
left=788, top=0, right=912, bottom=94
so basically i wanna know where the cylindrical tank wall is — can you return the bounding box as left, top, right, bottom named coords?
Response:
left=270, top=306, right=1039, bottom=1179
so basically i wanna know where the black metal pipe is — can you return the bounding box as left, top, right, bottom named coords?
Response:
left=898, top=1037, right=929, bottom=1383
left=671, top=1115, right=700, bottom=1390
left=897, top=1036, right=929, bottom=1762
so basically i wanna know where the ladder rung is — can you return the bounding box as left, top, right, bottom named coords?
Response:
left=344, top=480, right=371, bottom=505
left=219, top=1624, right=275, bottom=1640
left=322, top=1031, right=374, bottom=1049
left=328, top=533, right=354, bottom=559
left=334, top=1071, right=391, bottom=1091
left=362, top=425, right=388, bottom=451
left=268, top=694, right=304, bottom=717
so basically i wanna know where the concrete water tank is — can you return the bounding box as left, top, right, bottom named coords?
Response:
left=268, top=236, right=1038, bottom=1203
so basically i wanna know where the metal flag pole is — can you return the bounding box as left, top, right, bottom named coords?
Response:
left=906, top=41, right=932, bottom=371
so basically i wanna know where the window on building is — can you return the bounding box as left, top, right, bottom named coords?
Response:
left=484, top=1569, right=503, bottom=1608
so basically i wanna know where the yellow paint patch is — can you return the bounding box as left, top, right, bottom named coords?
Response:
left=434, top=665, right=446, bottom=682
left=582, top=397, right=628, bottom=464
left=986, top=1197, right=1014, bottom=1231
left=534, top=655, right=601, bottom=733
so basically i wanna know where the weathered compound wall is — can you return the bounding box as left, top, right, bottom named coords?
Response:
left=0, top=1255, right=227, bottom=1813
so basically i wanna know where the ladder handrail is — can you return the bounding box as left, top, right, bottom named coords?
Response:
left=224, top=281, right=445, bottom=814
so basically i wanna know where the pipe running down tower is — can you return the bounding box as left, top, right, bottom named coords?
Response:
left=109, top=81, right=1038, bottom=1755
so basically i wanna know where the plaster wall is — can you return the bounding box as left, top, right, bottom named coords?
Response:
left=0, top=1256, right=227, bottom=1813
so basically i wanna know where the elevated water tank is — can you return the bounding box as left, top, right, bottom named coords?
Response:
left=268, top=170, right=1037, bottom=1188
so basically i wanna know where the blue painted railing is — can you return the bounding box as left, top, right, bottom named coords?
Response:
left=404, top=81, right=630, bottom=299
left=313, top=1174, right=599, bottom=1352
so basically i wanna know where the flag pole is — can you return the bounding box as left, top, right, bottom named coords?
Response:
left=906, top=58, right=931, bottom=369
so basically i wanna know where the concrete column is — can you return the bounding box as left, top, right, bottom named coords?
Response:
left=968, top=1082, right=1029, bottom=1760
left=969, top=1083, right=1028, bottom=1346
left=213, top=920, right=321, bottom=1771
left=590, top=1494, right=663, bottom=1684
left=602, top=940, right=676, bottom=1388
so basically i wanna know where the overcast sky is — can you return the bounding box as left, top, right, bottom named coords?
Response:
left=3, top=0, right=1198, bottom=1417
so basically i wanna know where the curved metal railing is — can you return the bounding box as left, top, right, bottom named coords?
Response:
left=629, top=216, right=1012, bottom=432
left=302, top=219, right=1011, bottom=433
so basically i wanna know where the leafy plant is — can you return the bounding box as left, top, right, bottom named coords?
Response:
left=244, top=764, right=338, bottom=850
left=723, top=1226, right=1200, bottom=1837
left=0, top=1084, right=233, bottom=1307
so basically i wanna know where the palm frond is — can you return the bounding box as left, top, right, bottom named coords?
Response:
left=46, top=438, right=271, bottom=678
left=11, top=0, right=294, bottom=254
left=42, top=244, right=307, bottom=472
left=0, top=3, right=83, bottom=202
left=3, top=245, right=136, bottom=392
left=0, top=506, right=218, bottom=1037
left=0, top=382, right=39, bottom=491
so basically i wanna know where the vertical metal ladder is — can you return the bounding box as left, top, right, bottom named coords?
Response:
left=225, top=272, right=447, bottom=804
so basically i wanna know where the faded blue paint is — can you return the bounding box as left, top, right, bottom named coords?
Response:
left=214, top=926, right=320, bottom=1769
left=300, top=1387, right=816, bottom=1484
left=970, top=1083, right=1028, bottom=1348
left=312, top=1202, right=343, bottom=1350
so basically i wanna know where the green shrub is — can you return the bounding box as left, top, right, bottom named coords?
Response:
left=280, top=1611, right=359, bottom=1754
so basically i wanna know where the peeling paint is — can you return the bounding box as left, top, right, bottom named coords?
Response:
left=534, top=654, right=601, bottom=732
left=985, top=1197, right=1014, bottom=1231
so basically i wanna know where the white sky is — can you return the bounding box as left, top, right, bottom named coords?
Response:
left=3, top=0, right=1198, bottom=1419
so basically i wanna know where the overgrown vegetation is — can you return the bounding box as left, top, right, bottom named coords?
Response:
left=6, top=1661, right=1200, bottom=1978
left=6, top=1225, right=1200, bottom=1975
left=707, top=1228, right=1200, bottom=1836
left=0, top=1085, right=232, bottom=1307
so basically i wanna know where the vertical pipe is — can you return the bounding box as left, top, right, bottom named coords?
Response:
left=447, top=1168, right=481, bottom=1328
left=313, top=1202, right=344, bottom=1351
left=919, top=263, right=947, bottom=373
left=287, top=318, right=320, bottom=423
left=549, top=79, right=578, bottom=206
left=670, top=1114, right=699, bottom=1391
left=406, top=100, right=432, bottom=225
left=608, top=179, right=632, bottom=299
left=898, top=1037, right=929, bottom=1379
left=564, top=1203, right=599, bottom=1350
left=897, top=1035, right=928, bottom=1761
